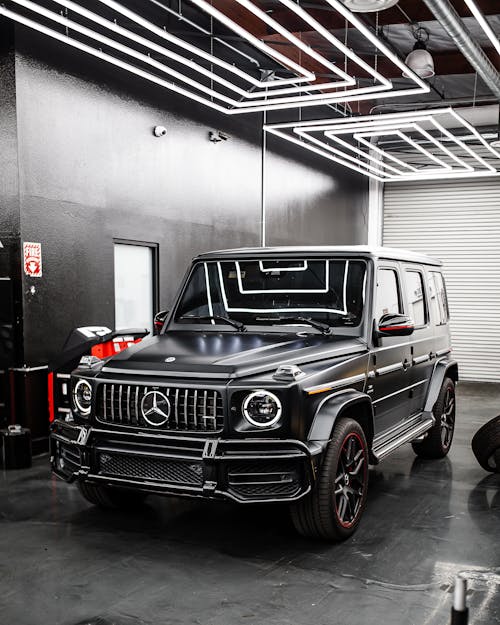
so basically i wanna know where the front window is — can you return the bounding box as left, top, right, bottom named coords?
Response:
left=173, top=258, right=367, bottom=331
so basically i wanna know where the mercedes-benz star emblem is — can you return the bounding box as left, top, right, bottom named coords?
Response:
left=140, top=390, right=171, bottom=427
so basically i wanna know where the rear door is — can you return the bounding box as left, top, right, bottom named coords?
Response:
left=402, top=265, right=434, bottom=415
left=370, top=264, right=412, bottom=435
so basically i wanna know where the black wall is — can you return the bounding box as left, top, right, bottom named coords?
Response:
left=0, top=22, right=22, bottom=365
left=4, top=25, right=369, bottom=365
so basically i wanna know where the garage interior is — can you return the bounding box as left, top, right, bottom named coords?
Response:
left=0, top=1, right=499, bottom=624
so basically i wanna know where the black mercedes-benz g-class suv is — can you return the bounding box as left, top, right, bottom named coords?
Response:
left=51, top=246, right=457, bottom=541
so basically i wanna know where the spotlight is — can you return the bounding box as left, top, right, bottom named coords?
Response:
left=403, top=26, right=435, bottom=79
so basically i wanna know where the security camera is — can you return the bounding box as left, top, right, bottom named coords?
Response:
left=153, top=126, right=167, bottom=137
left=209, top=130, right=230, bottom=143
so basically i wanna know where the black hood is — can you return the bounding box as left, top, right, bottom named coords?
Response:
left=100, top=331, right=367, bottom=380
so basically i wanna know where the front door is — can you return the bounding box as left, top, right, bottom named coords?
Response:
left=370, top=264, right=412, bottom=435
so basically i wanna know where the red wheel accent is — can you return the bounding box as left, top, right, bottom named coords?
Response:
left=334, top=431, right=368, bottom=529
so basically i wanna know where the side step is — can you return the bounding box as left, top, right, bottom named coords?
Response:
left=372, top=413, right=434, bottom=463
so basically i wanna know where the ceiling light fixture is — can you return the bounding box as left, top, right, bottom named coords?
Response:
left=265, top=108, right=500, bottom=182
left=463, top=0, right=500, bottom=57
left=403, top=26, right=435, bottom=79
left=340, top=0, right=399, bottom=11
left=0, top=0, right=429, bottom=114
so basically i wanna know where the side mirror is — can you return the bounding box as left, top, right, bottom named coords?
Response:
left=154, top=310, right=169, bottom=334
left=376, top=314, right=414, bottom=338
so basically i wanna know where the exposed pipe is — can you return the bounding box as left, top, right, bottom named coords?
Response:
left=370, top=96, right=499, bottom=113
left=422, top=0, right=500, bottom=100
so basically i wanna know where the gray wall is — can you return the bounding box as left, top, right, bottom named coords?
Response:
left=265, top=138, right=368, bottom=246
left=7, top=27, right=368, bottom=364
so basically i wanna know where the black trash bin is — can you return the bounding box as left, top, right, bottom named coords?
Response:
left=0, top=425, right=32, bottom=470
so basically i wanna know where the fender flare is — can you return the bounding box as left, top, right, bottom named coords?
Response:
left=424, top=358, right=459, bottom=414
left=308, top=389, right=374, bottom=448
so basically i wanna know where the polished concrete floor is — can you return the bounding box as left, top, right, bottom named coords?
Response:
left=1, top=383, right=499, bottom=625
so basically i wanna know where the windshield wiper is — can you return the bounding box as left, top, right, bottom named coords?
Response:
left=270, top=316, right=334, bottom=336
left=178, top=314, right=246, bottom=332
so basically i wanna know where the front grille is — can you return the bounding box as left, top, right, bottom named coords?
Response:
left=227, top=459, right=302, bottom=500
left=96, top=384, right=224, bottom=432
left=231, top=483, right=300, bottom=497
left=97, top=452, right=204, bottom=486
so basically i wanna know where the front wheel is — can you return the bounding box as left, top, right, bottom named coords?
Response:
left=290, top=418, right=369, bottom=541
left=412, top=377, right=456, bottom=459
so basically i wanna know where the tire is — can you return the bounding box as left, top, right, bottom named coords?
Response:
left=77, top=481, right=148, bottom=510
left=412, top=377, right=456, bottom=459
left=471, top=415, right=500, bottom=474
left=290, top=418, right=369, bottom=541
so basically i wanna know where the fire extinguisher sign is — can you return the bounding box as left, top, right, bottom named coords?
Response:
left=23, top=242, right=43, bottom=277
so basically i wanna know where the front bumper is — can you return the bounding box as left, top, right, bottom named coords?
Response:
left=50, top=420, right=318, bottom=504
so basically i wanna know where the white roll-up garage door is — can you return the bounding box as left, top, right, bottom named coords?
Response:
left=383, top=177, right=500, bottom=382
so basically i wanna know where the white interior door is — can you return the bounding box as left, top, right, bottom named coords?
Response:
left=114, top=243, right=154, bottom=334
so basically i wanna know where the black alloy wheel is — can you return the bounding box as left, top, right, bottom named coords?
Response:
left=335, top=432, right=367, bottom=529
left=413, top=377, right=456, bottom=459
left=440, top=386, right=455, bottom=449
left=291, top=418, right=369, bottom=541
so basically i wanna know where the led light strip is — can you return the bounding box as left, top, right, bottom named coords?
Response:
left=295, top=113, right=495, bottom=171
left=189, top=0, right=358, bottom=92
left=215, top=261, right=348, bottom=315
left=265, top=108, right=500, bottom=181
left=259, top=261, right=309, bottom=273
left=464, top=0, right=500, bottom=56
left=235, top=260, right=331, bottom=294
left=0, top=0, right=429, bottom=113
left=297, top=123, right=457, bottom=178
left=348, top=123, right=475, bottom=172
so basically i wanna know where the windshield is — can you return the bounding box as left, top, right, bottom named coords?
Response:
left=173, top=258, right=367, bottom=331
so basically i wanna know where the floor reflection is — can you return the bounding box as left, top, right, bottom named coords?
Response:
left=1, top=382, right=499, bottom=625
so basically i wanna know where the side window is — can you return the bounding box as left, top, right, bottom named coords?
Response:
left=375, top=268, right=402, bottom=321
left=428, top=272, right=449, bottom=325
left=405, top=270, right=427, bottom=327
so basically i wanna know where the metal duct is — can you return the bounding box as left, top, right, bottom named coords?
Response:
left=423, top=0, right=500, bottom=100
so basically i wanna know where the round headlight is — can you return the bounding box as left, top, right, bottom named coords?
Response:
left=73, top=379, right=92, bottom=415
left=242, top=390, right=282, bottom=428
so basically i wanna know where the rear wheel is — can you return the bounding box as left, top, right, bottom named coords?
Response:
left=77, top=481, right=148, bottom=510
left=290, top=418, right=369, bottom=541
left=412, top=377, right=455, bottom=459
left=471, top=415, right=500, bottom=473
